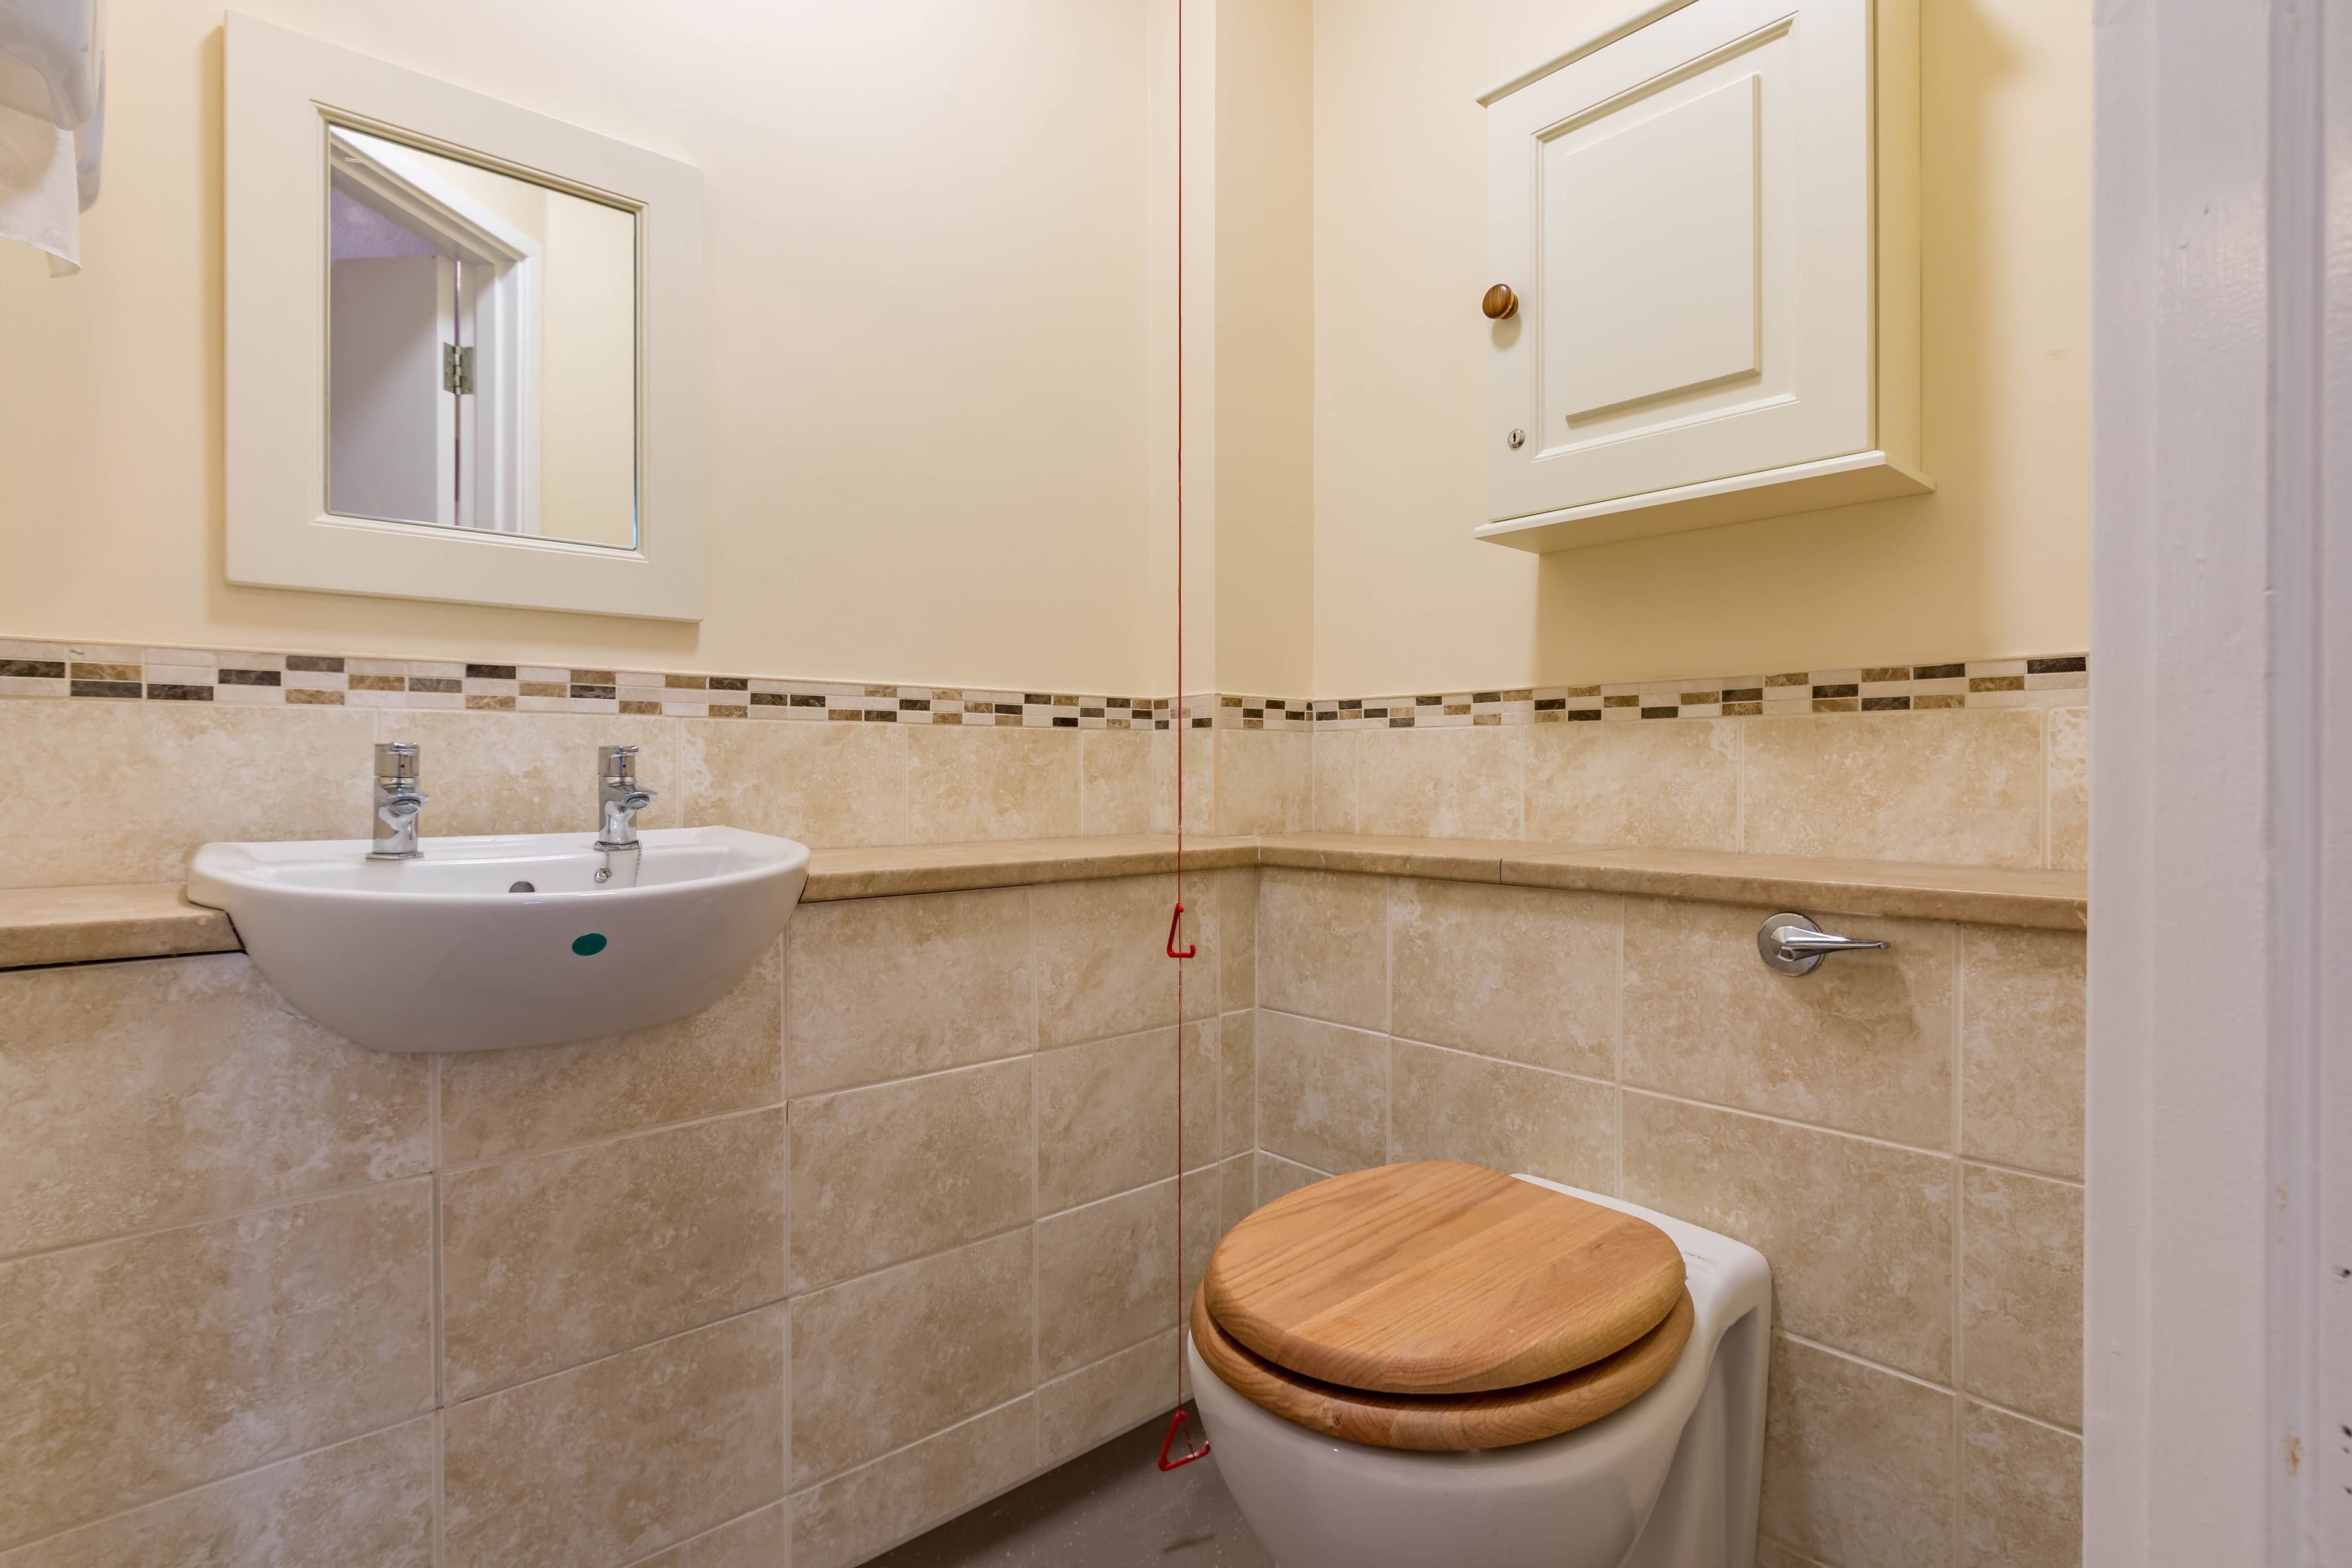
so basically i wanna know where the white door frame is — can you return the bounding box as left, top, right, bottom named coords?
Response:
left=2088, top=1, right=2346, bottom=1564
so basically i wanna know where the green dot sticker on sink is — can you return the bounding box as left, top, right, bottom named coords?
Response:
left=571, top=933, right=608, bottom=956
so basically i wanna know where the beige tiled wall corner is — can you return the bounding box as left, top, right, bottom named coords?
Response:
left=907, top=725, right=1084, bottom=842
left=1308, top=702, right=2087, bottom=871
left=1355, top=724, right=1528, bottom=839
left=790, top=1397, right=1036, bottom=1568
left=1623, top=1095, right=1954, bottom=1383
left=1251, top=868, right=2087, bottom=1568
left=0, top=700, right=377, bottom=888
left=0, top=1182, right=435, bottom=1549
left=0, top=954, right=431, bottom=1254
left=1525, top=718, right=1742, bottom=851
left=0, top=1420, right=436, bottom=1568
left=1310, top=729, right=1359, bottom=832
left=440, top=1306, right=785, bottom=1568
left=1213, top=729, right=1312, bottom=835
left=1760, top=1336, right=1957, bottom=1567
left=2046, top=708, right=2090, bottom=873
left=1961, top=1402, right=2084, bottom=1568
left=680, top=719, right=910, bottom=848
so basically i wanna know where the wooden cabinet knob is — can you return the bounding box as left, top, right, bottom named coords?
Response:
left=1482, top=284, right=1518, bottom=320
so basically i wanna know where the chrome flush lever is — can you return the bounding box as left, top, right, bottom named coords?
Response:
left=1756, top=913, right=1887, bottom=976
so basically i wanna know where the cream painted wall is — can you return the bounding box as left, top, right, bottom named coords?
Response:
left=1212, top=0, right=1314, bottom=698
left=0, top=0, right=1158, bottom=693
left=1310, top=0, right=2091, bottom=693
left=536, top=194, right=638, bottom=550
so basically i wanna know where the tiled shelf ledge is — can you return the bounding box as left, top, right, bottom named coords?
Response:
left=0, top=883, right=241, bottom=968
left=0, top=834, right=2087, bottom=970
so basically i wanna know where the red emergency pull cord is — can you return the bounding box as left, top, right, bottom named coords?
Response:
left=1158, top=1406, right=1210, bottom=1471
left=1166, top=902, right=1196, bottom=959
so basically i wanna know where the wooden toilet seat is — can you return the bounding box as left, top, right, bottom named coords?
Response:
left=1194, top=1161, right=1692, bottom=1450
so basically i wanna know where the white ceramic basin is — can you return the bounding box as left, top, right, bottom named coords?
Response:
left=187, top=826, right=809, bottom=1053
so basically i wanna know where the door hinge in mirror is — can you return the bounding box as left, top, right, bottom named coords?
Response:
left=442, top=343, right=475, bottom=396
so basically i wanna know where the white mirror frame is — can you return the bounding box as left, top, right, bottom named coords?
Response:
left=224, top=13, right=703, bottom=621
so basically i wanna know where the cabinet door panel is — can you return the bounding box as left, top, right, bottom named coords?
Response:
left=1487, top=0, right=1874, bottom=523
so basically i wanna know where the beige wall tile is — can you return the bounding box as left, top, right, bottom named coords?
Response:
left=2046, top=707, right=2089, bottom=873
left=1354, top=725, right=1526, bottom=840
left=377, top=710, right=677, bottom=837
left=1080, top=728, right=1163, bottom=836
left=1622, top=897, right=1956, bottom=1147
left=1623, top=1095, right=1954, bottom=1382
left=1032, top=875, right=1182, bottom=1046
left=0, top=1183, right=434, bottom=1548
left=1218, top=867, right=1258, bottom=1012
left=907, top=726, right=1082, bottom=842
left=1963, top=1402, right=2083, bottom=1568
left=1311, top=731, right=1358, bottom=832
left=1254, top=1010, right=1389, bottom=1175
left=629, top=1502, right=790, bottom=1568
left=1039, top=1329, right=1179, bottom=1466
left=785, top=888, right=1031, bottom=1097
left=1219, top=1008, right=1257, bottom=1159
left=790, top=1058, right=1031, bottom=1292
left=442, top=1109, right=788, bottom=1400
left=0, top=1419, right=434, bottom=1568
left=1214, top=730, right=1311, bottom=834
left=1036, top=1179, right=1193, bottom=1379
left=1257, top=868, right=1388, bottom=1031
left=1961, top=925, right=2086, bottom=1179
left=790, top=1230, right=1033, bottom=1486
left=791, top=1398, right=1035, bottom=1568
left=1218, top=1153, right=1256, bottom=1237
left=1390, top=879, right=1618, bottom=1076
left=1761, top=1335, right=1957, bottom=1567
left=0, top=954, right=429, bottom=1255
left=1037, top=1024, right=1215, bottom=1215
left=442, top=1306, right=785, bottom=1568
left=1742, top=709, right=2046, bottom=868
left=1389, top=1042, right=1616, bottom=1193
left=1962, top=1166, right=2084, bottom=1430
left=440, top=942, right=782, bottom=1166
left=1526, top=718, right=1741, bottom=851
left=1169, top=725, right=1215, bottom=834
left=1254, top=1151, right=1329, bottom=1208
left=0, top=702, right=378, bottom=889
left=680, top=719, right=907, bottom=849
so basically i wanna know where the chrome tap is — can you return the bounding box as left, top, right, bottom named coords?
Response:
left=368, top=742, right=429, bottom=861
left=595, top=745, right=658, bottom=851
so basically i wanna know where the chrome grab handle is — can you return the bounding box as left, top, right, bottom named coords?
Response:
left=1757, top=913, right=1886, bottom=976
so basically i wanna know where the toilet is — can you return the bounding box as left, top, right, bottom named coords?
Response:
left=1187, top=1161, right=1772, bottom=1568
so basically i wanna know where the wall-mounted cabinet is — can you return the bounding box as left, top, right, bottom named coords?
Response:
left=1477, top=0, right=1924, bottom=552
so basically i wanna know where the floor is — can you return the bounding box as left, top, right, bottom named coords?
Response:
left=867, top=1405, right=1277, bottom=1568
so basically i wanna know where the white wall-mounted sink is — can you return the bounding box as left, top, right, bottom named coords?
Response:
left=188, top=827, right=809, bottom=1053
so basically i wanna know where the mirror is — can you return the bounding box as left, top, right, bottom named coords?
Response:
left=326, top=127, right=637, bottom=549
left=227, top=13, right=701, bottom=619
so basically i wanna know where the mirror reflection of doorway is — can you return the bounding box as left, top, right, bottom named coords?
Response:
left=326, top=127, right=543, bottom=535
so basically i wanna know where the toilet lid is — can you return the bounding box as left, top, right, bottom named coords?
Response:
left=1202, top=1161, right=1685, bottom=1395
left=1191, top=1281, right=1694, bottom=1452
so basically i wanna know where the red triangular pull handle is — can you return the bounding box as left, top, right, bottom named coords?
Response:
left=1166, top=902, right=1197, bottom=959
left=1158, top=1407, right=1210, bottom=1471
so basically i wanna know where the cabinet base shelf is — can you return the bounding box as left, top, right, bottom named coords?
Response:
left=1476, top=450, right=1933, bottom=554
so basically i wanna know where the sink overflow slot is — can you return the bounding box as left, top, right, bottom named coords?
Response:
left=508, top=881, right=536, bottom=894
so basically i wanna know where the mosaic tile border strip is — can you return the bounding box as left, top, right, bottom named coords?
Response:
left=0, top=640, right=1176, bottom=728
left=0, top=639, right=2085, bottom=729
left=1207, top=656, right=2090, bottom=730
